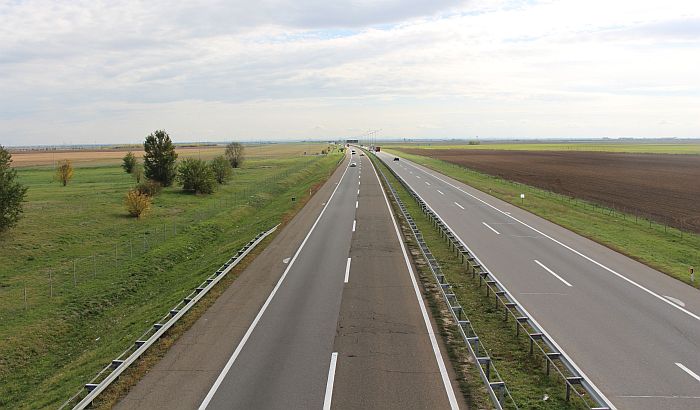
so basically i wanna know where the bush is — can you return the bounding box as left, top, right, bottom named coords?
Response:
left=0, top=146, right=28, bottom=232
left=225, top=141, right=245, bottom=168
left=177, top=158, right=216, bottom=194
left=122, top=151, right=137, bottom=173
left=132, top=164, right=144, bottom=183
left=210, top=156, right=232, bottom=184
left=55, top=160, right=73, bottom=186
left=125, top=189, right=151, bottom=218
left=144, top=130, right=178, bottom=186
left=135, top=180, right=162, bottom=197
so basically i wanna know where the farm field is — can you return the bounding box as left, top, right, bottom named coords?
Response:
left=10, top=143, right=332, bottom=168
left=398, top=148, right=700, bottom=234
left=0, top=144, right=342, bottom=408
left=386, top=141, right=700, bottom=154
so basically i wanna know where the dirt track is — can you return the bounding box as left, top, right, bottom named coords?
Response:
left=398, top=148, right=700, bottom=234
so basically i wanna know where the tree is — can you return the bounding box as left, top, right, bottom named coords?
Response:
left=177, top=158, right=216, bottom=194
left=122, top=151, right=137, bottom=173
left=56, top=160, right=74, bottom=186
left=132, top=164, right=144, bottom=183
left=143, top=130, right=178, bottom=186
left=225, top=142, right=245, bottom=168
left=0, top=146, right=28, bottom=232
left=210, top=156, right=232, bottom=184
left=125, top=189, right=151, bottom=218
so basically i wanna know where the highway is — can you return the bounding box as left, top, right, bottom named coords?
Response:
left=117, top=152, right=460, bottom=409
left=376, top=150, right=700, bottom=410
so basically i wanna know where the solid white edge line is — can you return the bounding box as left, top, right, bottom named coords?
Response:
left=481, top=222, right=501, bottom=235
left=437, top=190, right=445, bottom=195
left=344, top=257, right=352, bottom=283
left=367, top=153, right=460, bottom=409
left=454, top=202, right=464, bottom=210
left=534, top=259, right=573, bottom=287
left=352, top=220, right=356, bottom=232
left=380, top=152, right=615, bottom=409
left=676, top=363, right=700, bottom=383
left=398, top=155, right=700, bottom=323
left=198, top=159, right=352, bottom=410
left=323, top=352, right=339, bottom=410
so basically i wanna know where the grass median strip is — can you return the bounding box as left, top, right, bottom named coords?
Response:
left=372, top=154, right=590, bottom=409
left=385, top=149, right=700, bottom=288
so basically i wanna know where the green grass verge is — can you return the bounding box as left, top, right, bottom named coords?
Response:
left=384, top=142, right=700, bottom=155
left=372, top=154, right=590, bottom=409
left=385, top=149, right=700, bottom=287
left=0, top=149, right=342, bottom=408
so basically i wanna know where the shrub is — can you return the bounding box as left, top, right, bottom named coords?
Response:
left=135, top=179, right=162, bottom=197
left=177, top=158, right=216, bottom=194
left=144, top=130, right=178, bottom=186
left=132, top=164, right=144, bottom=183
left=210, top=156, right=232, bottom=184
left=0, top=146, right=28, bottom=232
left=55, top=160, right=74, bottom=186
left=225, top=141, right=245, bottom=168
left=122, top=151, right=137, bottom=173
left=125, top=189, right=151, bottom=218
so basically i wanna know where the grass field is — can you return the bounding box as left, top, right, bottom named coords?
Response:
left=10, top=142, right=335, bottom=168
left=384, top=149, right=700, bottom=287
left=373, top=154, right=588, bottom=409
left=385, top=141, right=700, bottom=154
left=0, top=143, right=342, bottom=408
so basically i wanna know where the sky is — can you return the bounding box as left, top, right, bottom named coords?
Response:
left=1, top=0, right=699, bottom=146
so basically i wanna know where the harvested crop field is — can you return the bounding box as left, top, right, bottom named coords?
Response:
left=397, top=148, right=700, bottom=234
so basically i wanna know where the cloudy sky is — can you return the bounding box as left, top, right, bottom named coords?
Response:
left=1, top=0, right=699, bottom=145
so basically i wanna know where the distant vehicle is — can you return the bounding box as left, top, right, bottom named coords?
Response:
left=351, top=150, right=356, bottom=154
left=350, top=162, right=357, bottom=167
left=393, top=157, right=399, bottom=161
left=360, top=153, right=365, bottom=156
left=375, top=146, right=381, bottom=152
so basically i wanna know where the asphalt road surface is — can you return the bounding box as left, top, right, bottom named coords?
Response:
left=118, top=152, right=460, bottom=410
left=377, top=150, right=700, bottom=410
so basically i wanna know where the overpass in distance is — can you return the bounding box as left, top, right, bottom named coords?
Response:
left=115, top=148, right=700, bottom=410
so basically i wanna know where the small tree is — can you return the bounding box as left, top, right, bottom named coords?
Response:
left=144, top=130, right=178, bottom=186
left=125, top=189, right=151, bottom=218
left=56, top=160, right=74, bottom=186
left=0, top=146, right=28, bottom=232
left=225, top=142, right=245, bottom=168
left=122, top=151, right=137, bottom=173
left=132, top=164, right=144, bottom=183
left=177, top=158, right=216, bottom=194
left=210, top=156, right=232, bottom=184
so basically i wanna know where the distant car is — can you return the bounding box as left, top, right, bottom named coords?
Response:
left=360, top=153, right=365, bottom=156
left=350, top=162, right=357, bottom=167
left=393, top=157, right=400, bottom=161
left=351, top=150, right=356, bottom=154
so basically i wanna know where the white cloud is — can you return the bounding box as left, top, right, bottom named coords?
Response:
left=0, top=0, right=699, bottom=145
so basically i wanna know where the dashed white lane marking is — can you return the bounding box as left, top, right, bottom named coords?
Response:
left=323, top=352, right=338, bottom=410
left=283, top=257, right=290, bottom=264
left=481, top=222, right=501, bottom=235
left=437, top=190, right=445, bottom=195
left=357, top=189, right=360, bottom=195
left=415, top=175, right=421, bottom=179
left=534, top=260, right=573, bottom=287
left=454, top=202, right=464, bottom=210
left=676, top=363, right=700, bottom=383
left=355, top=200, right=359, bottom=209
left=663, top=295, right=686, bottom=307
left=425, top=181, right=430, bottom=186
left=344, top=257, right=352, bottom=283
left=398, top=157, right=700, bottom=324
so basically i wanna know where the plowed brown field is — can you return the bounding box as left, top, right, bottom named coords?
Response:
left=398, top=148, right=700, bottom=234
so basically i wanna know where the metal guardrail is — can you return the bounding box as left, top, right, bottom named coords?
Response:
left=374, top=159, right=514, bottom=409
left=373, top=152, right=611, bottom=410
left=61, top=225, right=279, bottom=410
